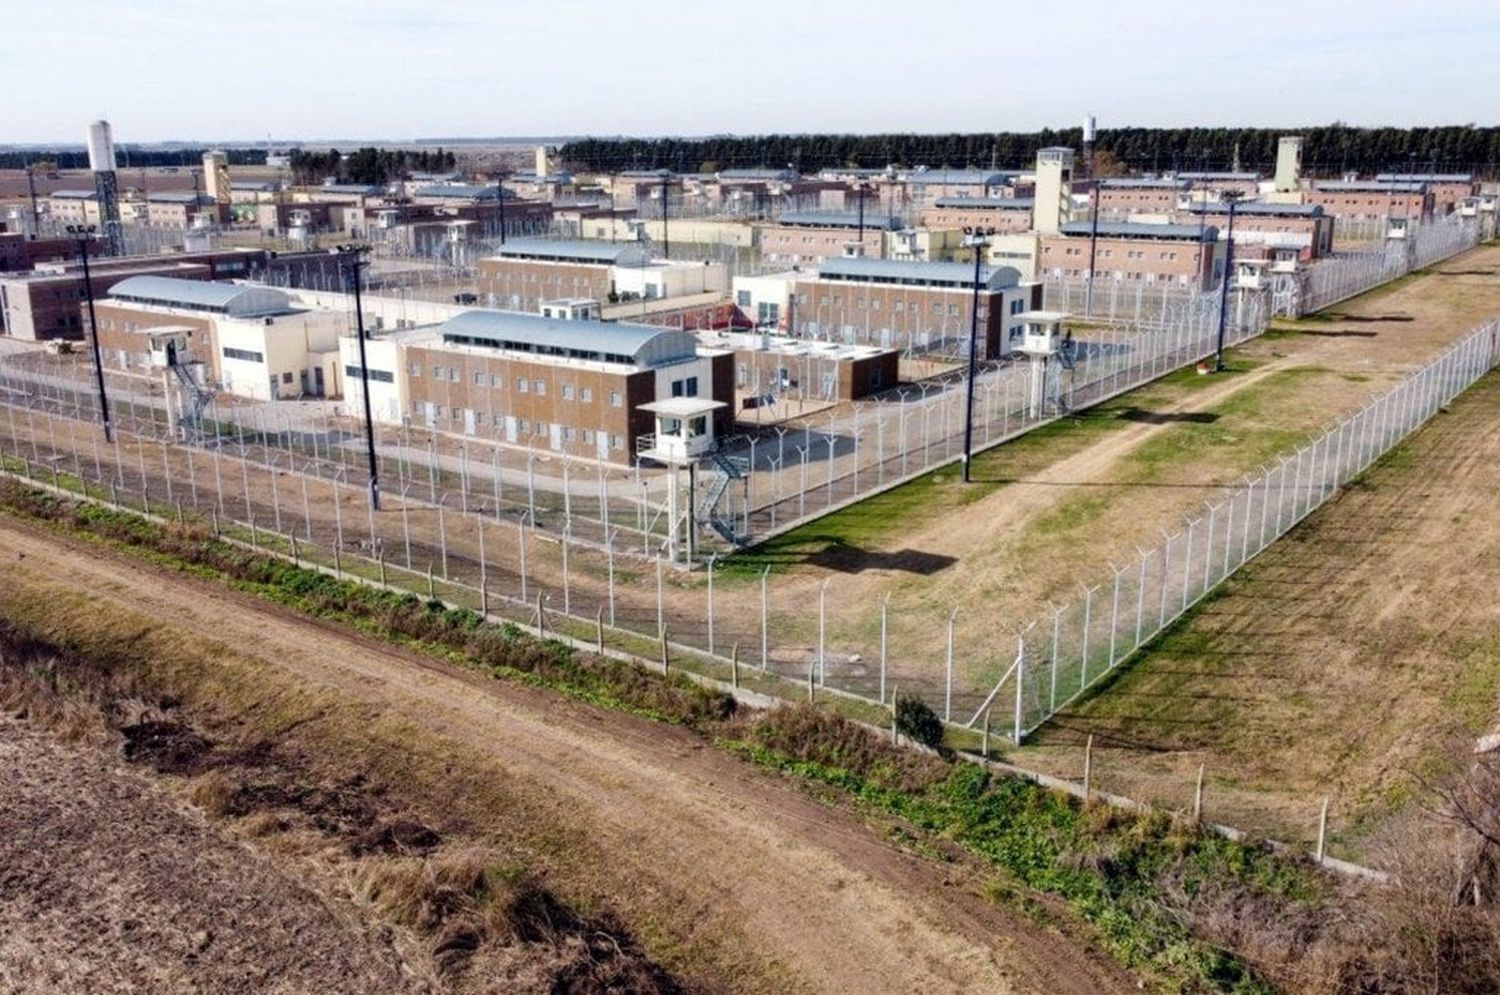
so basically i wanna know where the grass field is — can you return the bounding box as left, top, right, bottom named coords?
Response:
left=705, top=242, right=1500, bottom=701
left=1019, top=365, right=1500, bottom=862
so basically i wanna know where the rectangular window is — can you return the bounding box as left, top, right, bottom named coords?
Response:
left=685, top=376, right=698, bottom=397
left=736, top=290, right=751, bottom=306
left=409, top=362, right=422, bottom=377
left=561, top=384, right=574, bottom=401
left=533, top=379, right=546, bottom=395
left=449, top=368, right=461, bottom=382
left=611, top=434, right=624, bottom=451
left=517, top=417, right=529, bottom=433
left=517, top=378, right=529, bottom=393
left=474, top=371, right=486, bottom=385
left=223, top=346, right=264, bottom=363
left=490, top=373, right=502, bottom=388
left=609, top=390, right=622, bottom=407
left=282, top=371, right=294, bottom=384
left=580, top=386, right=593, bottom=402
left=432, top=365, right=444, bottom=379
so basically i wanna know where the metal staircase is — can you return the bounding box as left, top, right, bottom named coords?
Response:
left=697, top=448, right=751, bottom=547
left=170, top=361, right=220, bottom=433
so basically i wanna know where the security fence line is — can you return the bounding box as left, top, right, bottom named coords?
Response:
left=979, top=314, right=1500, bottom=743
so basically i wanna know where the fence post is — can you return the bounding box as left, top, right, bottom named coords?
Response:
left=596, top=607, right=605, bottom=654
left=1013, top=635, right=1025, bottom=744
left=1315, top=796, right=1330, bottom=863
left=1194, top=762, right=1206, bottom=822
left=1082, top=733, right=1093, bottom=800
left=427, top=563, right=435, bottom=599
left=537, top=592, right=546, bottom=637
left=879, top=591, right=890, bottom=704
left=380, top=552, right=388, bottom=588
left=944, top=606, right=958, bottom=722
left=731, top=642, right=739, bottom=689
left=760, top=565, right=770, bottom=671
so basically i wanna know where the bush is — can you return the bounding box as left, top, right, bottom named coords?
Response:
left=893, top=693, right=943, bottom=748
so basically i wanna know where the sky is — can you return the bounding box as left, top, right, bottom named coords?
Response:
left=4, top=0, right=1499, bottom=145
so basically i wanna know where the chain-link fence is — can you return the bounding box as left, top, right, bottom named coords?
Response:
left=971, top=316, right=1500, bottom=742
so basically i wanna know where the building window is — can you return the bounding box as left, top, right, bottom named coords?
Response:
left=580, top=386, right=593, bottom=402
left=609, top=390, right=622, bottom=407
left=223, top=347, right=264, bottom=363
left=433, top=365, right=445, bottom=379
left=518, top=417, right=529, bottom=432
left=611, top=433, right=623, bottom=450
left=736, top=290, right=751, bottom=306
left=449, top=368, right=460, bottom=382
left=562, top=384, right=574, bottom=400
left=490, top=373, right=502, bottom=388
left=409, top=362, right=422, bottom=377
left=474, top=371, right=486, bottom=385
left=517, top=377, right=529, bottom=393
left=281, top=372, right=294, bottom=384
left=533, top=379, right=546, bottom=395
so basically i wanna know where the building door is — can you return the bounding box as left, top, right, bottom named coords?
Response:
left=423, top=402, right=437, bottom=429
left=313, top=367, right=325, bottom=397
left=549, top=423, right=562, bottom=450
left=165, top=341, right=177, bottom=367
left=464, top=408, right=476, bottom=435
left=268, top=376, right=280, bottom=401
left=504, top=416, right=518, bottom=443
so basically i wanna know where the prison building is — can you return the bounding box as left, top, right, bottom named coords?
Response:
left=791, top=256, right=1043, bottom=359
left=759, top=211, right=902, bottom=264
left=905, top=169, right=1017, bottom=203
left=0, top=247, right=272, bottom=341
left=44, top=189, right=104, bottom=227
left=0, top=232, right=75, bottom=273
left=341, top=309, right=732, bottom=464
left=133, top=191, right=228, bottom=229
left=918, top=197, right=1036, bottom=233
left=477, top=239, right=647, bottom=308
left=1177, top=201, right=1335, bottom=260
left=1175, top=171, right=1262, bottom=198
left=89, top=276, right=345, bottom=400
left=697, top=329, right=900, bottom=405
left=1373, top=173, right=1477, bottom=215
left=1039, top=221, right=1224, bottom=290
left=1303, top=180, right=1432, bottom=221
left=1095, top=177, right=1191, bottom=215
left=609, top=169, right=681, bottom=209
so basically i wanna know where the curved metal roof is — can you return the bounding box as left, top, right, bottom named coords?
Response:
left=491, top=238, right=647, bottom=266
left=439, top=310, right=697, bottom=368
left=107, top=276, right=292, bottom=317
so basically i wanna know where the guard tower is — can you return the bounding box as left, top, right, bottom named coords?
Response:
left=1234, top=257, right=1271, bottom=292
left=637, top=398, right=727, bottom=563
left=1015, top=311, right=1071, bottom=419
left=1386, top=215, right=1415, bottom=269
left=147, top=326, right=218, bottom=437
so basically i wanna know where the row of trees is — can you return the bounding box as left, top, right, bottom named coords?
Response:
left=0, top=147, right=267, bottom=171
left=559, top=125, right=1500, bottom=178
left=288, top=147, right=457, bottom=186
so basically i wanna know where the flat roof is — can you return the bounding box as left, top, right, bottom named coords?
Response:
left=718, top=168, right=798, bottom=181
left=147, top=192, right=215, bottom=204
left=1313, top=180, right=1426, bottom=193
left=438, top=309, right=698, bottom=368
left=640, top=397, right=727, bottom=416
left=908, top=169, right=1014, bottom=185
left=317, top=183, right=386, bottom=195
left=1185, top=201, right=1325, bottom=217
left=1375, top=172, right=1473, bottom=183
left=771, top=211, right=903, bottom=230
left=413, top=184, right=504, bottom=201
left=1101, top=178, right=1190, bottom=190
left=489, top=238, right=647, bottom=266
left=816, top=256, right=1021, bottom=291
left=1059, top=221, right=1217, bottom=241
left=108, top=276, right=293, bottom=317
left=1177, top=171, right=1261, bottom=181
left=931, top=197, right=1034, bottom=210
left=49, top=189, right=97, bottom=199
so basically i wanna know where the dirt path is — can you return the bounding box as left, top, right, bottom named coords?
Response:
left=0, top=516, right=1134, bottom=995
left=0, top=713, right=421, bottom=995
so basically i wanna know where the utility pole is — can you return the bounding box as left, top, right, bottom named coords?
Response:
left=495, top=171, right=507, bottom=244
left=333, top=244, right=381, bottom=510
left=1084, top=183, right=1101, bottom=317
left=855, top=180, right=867, bottom=242
left=1214, top=191, right=1243, bottom=372
left=69, top=226, right=113, bottom=443
left=960, top=226, right=994, bottom=482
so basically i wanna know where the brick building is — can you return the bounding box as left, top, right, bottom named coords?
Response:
left=1179, top=202, right=1335, bottom=260
left=1304, top=180, right=1432, bottom=221
left=759, top=211, right=901, bottom=264
left=341, top=310, right=732, bottom=464
left=1040, top=222, right=1223, bottom=289
left=918, top=197, right=1036, bottom=233
left=1374, top=173, right=1477, bottom=215
left=1095, top=177, right=1190, bottom=215
left=0, top=232, right=75, bottom=272
left=792, top=256, right=1042, bottom=359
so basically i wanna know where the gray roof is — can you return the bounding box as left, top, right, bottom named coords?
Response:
left=510, top=171, right=574, bottom=184
left=932, top=196, right=1034, bottom=210
left=1177, top=171, right=1261, bottom=181
left=439, top=310, right=697, bottom=368
left=1313, top=180, right=1426, bottom=193
left=816, top=256, right=1021, bottom=291
left=1101, top=178, right=1190, bottom=190
left=318, top=183, right=386, bottom=195
left=718, top=168, right=798, bottom=182
left=231, top=181, right=279, bottom=192
left=107, top=276, right=292, bottom=317
left=618, top=169, right=676, bottom=180
left=49, top=189, right=98, bottom=199
left=414, top=184, right=504, bottom=201
left=1375, top=172, right=1473, bottom=183
left=147, top=191, right=215, bottom=204
left=490, top=238, right=647, bottom=266
left=1186, top=201, right=1325, bottom=217
left=772, top=211, right=902, bottom=230
left=1059, top=221, right=1218, bottom=241
left=908, top=169, right=1013, bottom=186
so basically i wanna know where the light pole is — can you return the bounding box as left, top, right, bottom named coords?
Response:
left=960, top=226, right=994, bottom=483
left=332, top=243, right=381, bottom=510
left=1213, top=190, right=1243, bottom=372
left=67, top=225, right=113, bottom=443
left=494, top=171, right=507, bottom=244
left=1084, top=182, right=1101, bottom=317
left=854, top=180, right=868, bottom=243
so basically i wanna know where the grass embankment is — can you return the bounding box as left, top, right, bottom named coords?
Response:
left=0, top=476, right=1470, bottom=993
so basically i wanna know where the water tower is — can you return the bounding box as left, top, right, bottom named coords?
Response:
left=86, top=119, right=123, bottom=255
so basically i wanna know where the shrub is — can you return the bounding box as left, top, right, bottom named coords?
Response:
left=893, top=693, right=943, bottom=748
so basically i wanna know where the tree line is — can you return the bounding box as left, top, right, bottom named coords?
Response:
left=0, top=147, right=268, bottom=171
left=288, top=147, right=457, bottom=186
left=559, top=126, right=1500, bottom=178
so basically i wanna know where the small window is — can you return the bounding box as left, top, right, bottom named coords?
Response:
left=449, top=368, right=460, bottom=382
left=409, top=362, right=422, bottom=377
left=609, top=390, right=622, bottom=407
left=685, top=376, right=698, bottom=397
left=474, top=371, right=486, bottom=385
left=534, top=380, right=546, bottom=395
left=561, top=384, right=574, bottom=400
left=433, top=365, right=444, bottom=379
left=517, top=378, right=529, bottom=393
left=281, top=371, right=294, bottom=384
left=580, top=387, right=593, bottom=402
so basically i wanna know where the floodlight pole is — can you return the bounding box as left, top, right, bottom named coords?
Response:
left=72, top=227, right=113, bottom=443
left=660, top=173, right=670, bottom=258
left=856, top=181, right=867, bottom=242
left=336, top=245, right=381, bottom=510
left=1214, top=191, right=1242, bottom=373
left=495, top=173, right=507, bottom=244
left=1085, top=183, right=1101, bottom=317
left=961, top=228, right=992, bottom=483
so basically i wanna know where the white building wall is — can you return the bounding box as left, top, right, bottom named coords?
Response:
left=338, top=335, right=406, bottom=424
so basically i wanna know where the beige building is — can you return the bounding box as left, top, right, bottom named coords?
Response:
left=759, top=211, right=900, bottom=264
left=1040, top=222, right=1224, bottom=290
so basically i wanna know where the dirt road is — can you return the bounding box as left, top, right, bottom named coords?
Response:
left=0, top=713, right=420, bottom=995
left=0, top=515, right=1134, bottom=995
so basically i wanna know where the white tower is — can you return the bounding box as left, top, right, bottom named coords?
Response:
left=1274, top=137, right=1303, bottom=194
left=1015, top=311, right=1070, bottom=418
left=1032, top=147, right=1074, bottom=235
left=86, top=119, right=123, bottom=255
